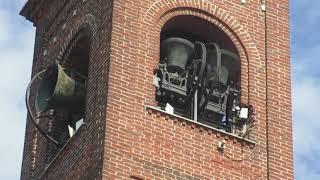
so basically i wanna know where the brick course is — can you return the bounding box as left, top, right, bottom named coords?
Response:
left=20, top=0, right=293, bottom=179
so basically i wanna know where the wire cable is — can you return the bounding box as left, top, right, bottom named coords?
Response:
left=222, top=145, right=255, bottom=162
left=25, top=70, right=61, bottom=147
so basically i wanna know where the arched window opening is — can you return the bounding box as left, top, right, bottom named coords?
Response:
left=64, top=34, right=90, bottom=82
left=155, top=15, right=252, bottom=135
left=24, top=25, right=93, bottom=171
left=41, top=31, right=91, bottom=163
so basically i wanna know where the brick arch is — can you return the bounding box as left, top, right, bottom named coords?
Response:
left=140, top=2, right=262, bottom=104
left=142, top=0, right=260, bottom=60
left=26, top=13, right=100, bottom=178
left=56, top=14, right=98, bottom=63
left=53, top=13, right=100, bottom=122
left=156, top=10, right=250, bottom=102
left=142, top=0, right=260, bottom=57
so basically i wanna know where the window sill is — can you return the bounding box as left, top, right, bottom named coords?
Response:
left=145, top=106, right=256, bottom=146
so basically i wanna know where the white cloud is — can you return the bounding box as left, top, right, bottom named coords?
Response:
left=0, top=1, right=35, bottom=179
left=292, top=43, right=320, bottom=178
left=292, top=71, right=320, bottom=179
left=0, top=11, right=10, bottom=44
left=292, top=41, right=320, bottom=179
left=295, top=161, right=320, bottom=180
left=293, top=78, right=320, bottom=156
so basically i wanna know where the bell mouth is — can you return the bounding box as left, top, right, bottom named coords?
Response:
left=35, top=64, right=59, bottom=112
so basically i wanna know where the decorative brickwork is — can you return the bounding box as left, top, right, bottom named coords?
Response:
left=20, top=0, right=292, bottom=179
left=20, top=0, right=114, bottom=179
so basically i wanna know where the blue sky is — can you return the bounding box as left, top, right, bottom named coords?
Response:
left=0, top=0, right=34, bottom=179
left=0, top=0, right=318, bottom=179
left=291, top=1, right=320, bottom=179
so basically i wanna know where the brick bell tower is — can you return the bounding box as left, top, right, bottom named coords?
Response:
left=20, top=0, right=293, bottom=179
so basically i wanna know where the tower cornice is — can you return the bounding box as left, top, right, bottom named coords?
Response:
left=20, top=0, right=47, bottom=25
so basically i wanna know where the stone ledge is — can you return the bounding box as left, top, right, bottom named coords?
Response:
left=145, top=106, right=256, bottom=146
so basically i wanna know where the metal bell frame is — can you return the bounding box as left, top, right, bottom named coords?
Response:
left=157, top=37, right=195, bottom=105
left=198, top=42, right=240, bottom=129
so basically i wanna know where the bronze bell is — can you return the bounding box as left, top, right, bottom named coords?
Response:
left=220, top=49, right=240, bottom=83
left=206, top=43, right=227, bottom=89
left=161, top=37, right=195, bottom=74
left=206, top=43, right=239, bottom=90
left=35, top=63, right=86, bottom=113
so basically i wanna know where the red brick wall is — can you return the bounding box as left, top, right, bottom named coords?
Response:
left=266, top=0, right=293, bottom=179
left=20, top=0, right=114, bottom=179
left=21, top=0, right=292, bottom=179
left=102, top=0, right=292, bottom=179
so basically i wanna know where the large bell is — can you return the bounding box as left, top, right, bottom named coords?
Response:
left=161, top=37, right=195, bottom=74
left=35, top=63, right=86, bottom=113
left=206, top=46, right=228, bottom=88
left=220, top=49, right=240, bottom=82
left=206, top=44, right=239, bottom=89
